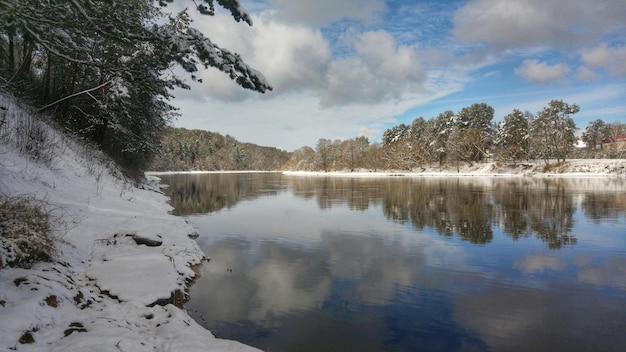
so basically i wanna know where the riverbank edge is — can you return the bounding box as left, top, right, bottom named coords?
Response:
left=281, top=159, right=626, bottom=178
left=148, top=160, right=626, bottom=178
left=0, top=123, right=262, bottom=351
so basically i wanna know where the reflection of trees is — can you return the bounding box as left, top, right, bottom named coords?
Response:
left=163, top=174, right=626, bottom=248
left=160, top=173, right=285, bottom=215
left=381, top=179, right=494, bottom=244
left=493, top=179, right=577, bottom=249
left=288, top=177, right=384, bottom=211
left=290, top=177, right=495, bottom=244
left=287, top=176, right=596, bottom=248
left=492, top=180, right=532, bottom=240
left=528, top=179, right=576, bottom=249
left=581, top=191, right=626, bottom=222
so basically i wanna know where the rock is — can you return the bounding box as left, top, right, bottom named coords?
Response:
left=127, top=233, right=163, bottom=247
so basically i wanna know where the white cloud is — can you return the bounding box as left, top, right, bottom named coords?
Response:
left=249, top=17, right=333, bottom=92
left=580, top=43, right=626, bottom=77
left=172, top=86, right=444, bottom=150
left=575, top=66, right=598, bottom=82
left=173, top=10, right=333, bottom=102
left=514, top=59, right=571, bottom=84
left=267, top=0, right=385, bottom=26
left=516, top=254, right=564, bottom=274
left=454, top=0, right=626, bottom=49
left=321, top=30, right=426, bottom=107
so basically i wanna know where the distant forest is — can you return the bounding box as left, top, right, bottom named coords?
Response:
left=154, top=102, right=625, bottom=172
left=150, top=127, right=290, bottom=171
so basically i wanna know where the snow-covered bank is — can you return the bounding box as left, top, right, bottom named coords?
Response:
left=0, top=94, right=260, bottom=351
left=147, top=170, right=279, bottom=175
left=283, top=159, right=626, bottom=178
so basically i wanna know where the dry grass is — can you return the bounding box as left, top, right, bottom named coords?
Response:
left=0, top=97, right=65, bottom=166
left=0, top=195, right=58, bottom=269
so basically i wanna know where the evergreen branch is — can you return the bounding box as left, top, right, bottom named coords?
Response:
left=38, top=81, right=112, bottom=113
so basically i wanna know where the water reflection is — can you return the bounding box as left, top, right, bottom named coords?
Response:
left=188, top=232, right=491, bottom=352
left=158, top=174, right=626, bottom=351
left=163, top=172, right=285, bottom=215
left=161, top=174, right=626, bottom=249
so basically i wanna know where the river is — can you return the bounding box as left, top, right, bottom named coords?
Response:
left=159, top=172, right=626, bottom=352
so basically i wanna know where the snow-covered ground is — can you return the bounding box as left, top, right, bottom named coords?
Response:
left=284, top=159, right=626, bottom=178
left=1, top=92, right=624, bottom=352
left=0, top=94, right=260, bottom=351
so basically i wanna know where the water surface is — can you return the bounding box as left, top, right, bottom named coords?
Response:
left=159, top=173, right=626, bottom=352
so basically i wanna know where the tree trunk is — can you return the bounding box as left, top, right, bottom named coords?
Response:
left=7, top=32, right=15, bottom=72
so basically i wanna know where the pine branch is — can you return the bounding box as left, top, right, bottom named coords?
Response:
left=38, top=81, right=112, bottom=113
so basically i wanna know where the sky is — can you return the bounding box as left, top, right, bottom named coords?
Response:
left=169, top=0, right=626, bottom=151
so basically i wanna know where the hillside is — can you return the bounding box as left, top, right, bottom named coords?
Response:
left=150, top=127, right=290, bottom=171
left=0, top=93, right=260, bottom=351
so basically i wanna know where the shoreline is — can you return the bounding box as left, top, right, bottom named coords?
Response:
left=0, top=99, right=262, bottom=351
left=149, top=159, right=626, bottom=178
left=283, top=160, right=626, bottom=178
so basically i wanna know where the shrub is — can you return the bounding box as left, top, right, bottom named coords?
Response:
left=0, top=195, right=57, bottom=269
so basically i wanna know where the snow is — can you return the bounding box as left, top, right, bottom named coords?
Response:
left=283, top=159, right=626, bottom=178
left=0, top=93, right=260, bottom=351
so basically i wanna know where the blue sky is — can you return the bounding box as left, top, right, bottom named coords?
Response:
left=170, top=0, right=626, bottom=151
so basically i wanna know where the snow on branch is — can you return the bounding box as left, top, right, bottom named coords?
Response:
left=178, top=27, right=272, bottom=93
left=38, top=81, right=112, bottom=113
left=214, top=0, right=254, bottom=25
left=166, top=0, right=253, bottom=25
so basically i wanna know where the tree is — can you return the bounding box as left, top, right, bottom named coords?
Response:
left=407, top=116, right=430, bottom=165
left=581, top=119, right=608, bottom=152
left=382, top=123, right=410, bottom=145
left=1, top=0, right=271, bottom=177
left=282, top=146, right=316, bottom=171
left=380, top=139, right=417, bottom=170
left=495, top=109, right=530, bottom=163
left=337, top=136, right=370, bottom=171
left=531, top=100, right=579, bottom=164
left=316, top=138, right=334, bottom=172
left=447, top=124, right=463, bottom=171
left=430, top=110, right=454, bottom=166
left=604, top=122, right=626, bottom=158
left=456, top=103, right=494, bottom=163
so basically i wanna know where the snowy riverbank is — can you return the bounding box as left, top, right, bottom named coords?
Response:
left=283, top=159, right=626, bottom=178
left=0, top=95, right=260, bottom=351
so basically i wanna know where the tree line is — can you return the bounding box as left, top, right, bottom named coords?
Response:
left=1, top=0, right=270, bottom=178
left=150, top=126, right=289, bottom=171
left=283, top=100, right=626, bottom=172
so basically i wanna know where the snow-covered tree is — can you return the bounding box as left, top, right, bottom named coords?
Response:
left=382, top=124, right=410, bottom=145
left=531, top=100, right=579, bottom=164
left=456, top=103, right=494, bottom=163
left=430, top=110, right=454, bottom=165
left=0, top=0, right=271, bottom=176
left=407, top=116, right=430, bottom=165
left=495, top=109, right=530, bottom=163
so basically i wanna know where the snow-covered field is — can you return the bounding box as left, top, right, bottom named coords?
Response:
left=0, top=92, right=624, bottom=351
left=0, top=94, right=260, bottom=351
